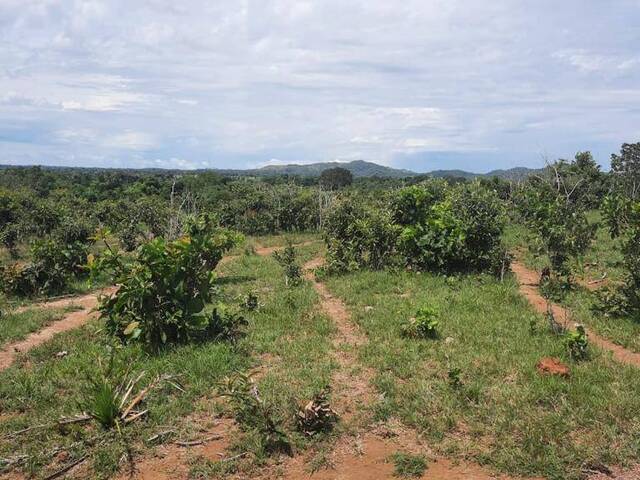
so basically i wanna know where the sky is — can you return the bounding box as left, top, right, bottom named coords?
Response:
left=1, top=1, right=639, bottom=173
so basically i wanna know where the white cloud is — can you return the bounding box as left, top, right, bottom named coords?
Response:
left=101, top=131, right=158, bottom=150
left=0, top=1, right=639, bottom=170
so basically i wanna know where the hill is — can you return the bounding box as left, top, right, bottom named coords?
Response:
left=0, top=161, right=541, bottom=180
left=216, top=160, right=416, bottom=178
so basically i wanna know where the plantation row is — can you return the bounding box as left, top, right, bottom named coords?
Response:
left=1, top=143, right=639, bottom=322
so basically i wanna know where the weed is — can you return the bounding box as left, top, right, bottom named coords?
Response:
left=401, top=306, right=439, bottom=339
left=447, top=367, right=463, bottom=389
left=207, top=303, right=247, bottom=340
left=243, top=292, right=260, bottom=311
left=391, top=452, right=427, bottom=478
left=564, top=324, right=589, bottom=360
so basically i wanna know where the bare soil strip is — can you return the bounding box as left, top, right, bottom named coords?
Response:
left=511, top=260, right=640, bottom=367
left=261, top=258, right=530, bottom=480
left=0, top=287, right=116, bottom=372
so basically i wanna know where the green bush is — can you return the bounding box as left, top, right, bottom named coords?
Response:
left=596, top=195, right=640, bottom=317
left=401, top=306, right=439, bottom=339
left=324, top=201, right=400, bottom=272
left=273, top=241, right=303, bottom=286
left=324, top=181, right=508, bottom=275
left=92, top=215, right=241, bottom=350
left=0, top=234, right=93, bottom=297
left=564, top=325, right=589, bottom=361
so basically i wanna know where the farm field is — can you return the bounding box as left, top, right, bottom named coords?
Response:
left=1, top=151, right=640, bottom=480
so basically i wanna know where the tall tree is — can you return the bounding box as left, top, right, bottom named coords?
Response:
left=319, top=167, right=353, bottom=190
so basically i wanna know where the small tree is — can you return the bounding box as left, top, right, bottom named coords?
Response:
left=91, top=215, right=241, bottom=350
left=319, top=167, right=353, bottom=190
left=515, top=168, right=596, bottom=286
left=611, top=142, right=640, bottom=200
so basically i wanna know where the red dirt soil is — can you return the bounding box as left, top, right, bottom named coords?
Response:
left=115, top=418, right=236, bottom=480
left=536, top=357, right=570, bottom=377
left=511, top=260, right=640, bottom=367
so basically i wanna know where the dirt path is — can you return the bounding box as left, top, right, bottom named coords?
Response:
left=511, top=260, right=640, bottom=367
left=0, top=287, right=116, bottom=372
left=261, top=258, right=531, bottom=480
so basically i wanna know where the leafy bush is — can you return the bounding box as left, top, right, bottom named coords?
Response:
left=273, top=241, right=302, bottom=286
left=401, top=306, right=439, bottom=339
left=398, top=183, right=509, bottom=273
left=595, top=195, right=640, bottom=317
left=0, top=234, right=93, bottom=297
left=91, top=215, right=241, bottom=350
left=324, top=201, right=400, bottom=272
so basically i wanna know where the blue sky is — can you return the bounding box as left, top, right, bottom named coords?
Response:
left=1, top=1, right=639, bottom=173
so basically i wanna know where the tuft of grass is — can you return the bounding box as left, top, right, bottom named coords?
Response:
left=391, top=452, right=427, bottom=478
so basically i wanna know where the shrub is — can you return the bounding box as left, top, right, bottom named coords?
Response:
left=595, top=195, right=640, bottom=317
left=0, top=234, right=93, bottom=297
left=401, top=306, right=439, bottom=339
left=514, top=176, right=596, bottom=280
left=324, top=181, right=508, bottom=275
left=324, top=201, right=400, bottom=272
left=91, top=215, right=241, bottom=350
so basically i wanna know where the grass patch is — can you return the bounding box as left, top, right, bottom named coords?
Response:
left=324, top=269, right=640, bottom=480
left=391, top=451, right=427, bottom=477
left=0, top=306, right=78, bottom=347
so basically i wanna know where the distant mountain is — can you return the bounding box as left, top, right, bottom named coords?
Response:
left=0, top=161, right=542, bottom=180
left=216, top=160, right=416, bottom=178
left=426, top=166, right=542, bottom=181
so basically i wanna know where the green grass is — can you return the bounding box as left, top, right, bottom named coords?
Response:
left=0, top=235, right=334, bottom=479
left=0, top=306, right=78, bottom=347
left=324, top=269, right=640, bottom=480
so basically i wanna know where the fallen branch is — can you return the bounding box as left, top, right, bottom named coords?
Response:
left=123, top=409, right=148, bottom=424
left=43, top=455, right=87, bottom=480
left=4, top=415, right=91, bottom=439
left=218, top=452, right=248, bottom=462
left=175, top=434, right=223, bottom=447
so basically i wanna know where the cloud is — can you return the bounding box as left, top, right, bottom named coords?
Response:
left=101, top=131, right=158, bottom=150
left=0, top=0, right=639, bottom=171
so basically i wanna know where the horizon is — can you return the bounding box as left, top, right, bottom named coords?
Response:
left=1, top=1, right=639, bottom=172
